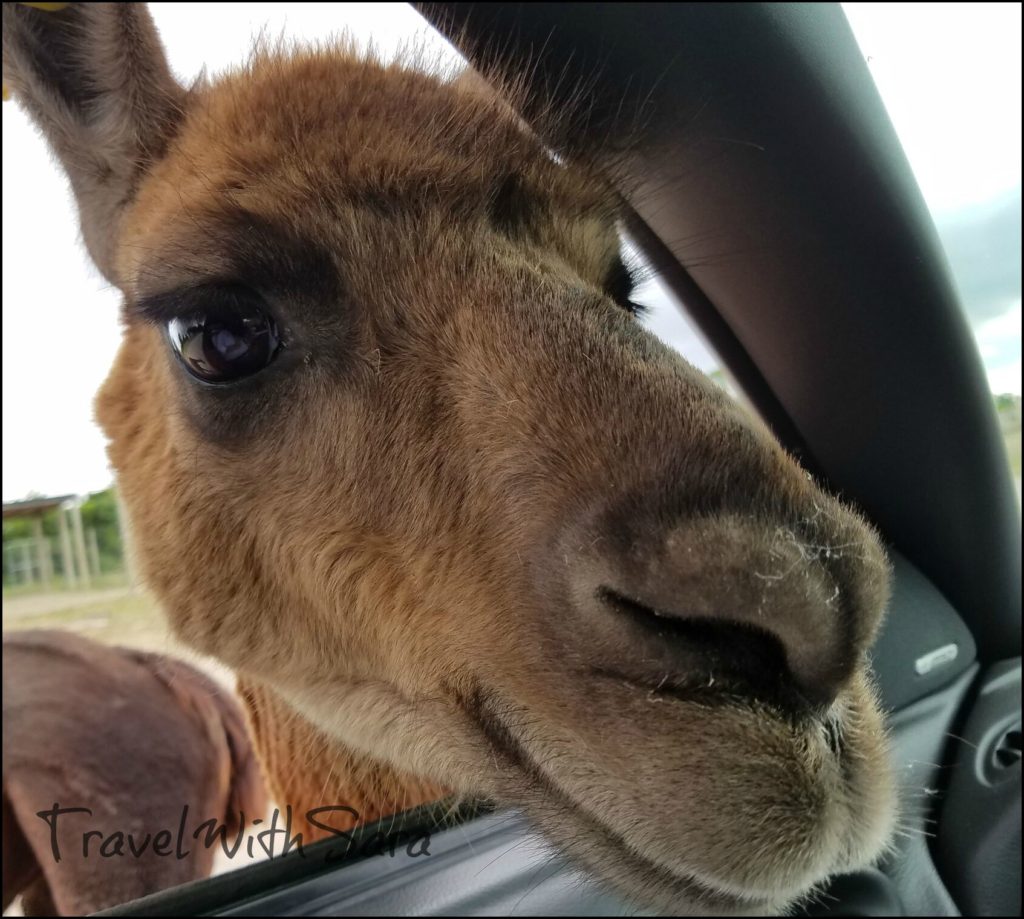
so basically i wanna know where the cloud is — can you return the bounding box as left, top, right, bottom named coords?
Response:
left=937, top=188, right=1022, bottom=326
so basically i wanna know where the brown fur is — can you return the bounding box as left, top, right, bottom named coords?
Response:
left=1, top=630, right=267, bottom=916
left=237, top=677, right=447, bottom=840
left=4, top=4, right=896, bottom=913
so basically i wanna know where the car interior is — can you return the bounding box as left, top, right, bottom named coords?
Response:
left=95, top=3, right=1020, bottom=916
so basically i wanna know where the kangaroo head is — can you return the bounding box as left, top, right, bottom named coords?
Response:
left=4, top=3, right=895, bottom=912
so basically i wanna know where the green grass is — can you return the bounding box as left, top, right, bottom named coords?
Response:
left=1003, top=424, right=1021, bottom=479
left=995, top=394, right=1021, bottom=483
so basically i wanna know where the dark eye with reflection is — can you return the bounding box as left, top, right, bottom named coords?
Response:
left=168, top=287, right=281, bottom=383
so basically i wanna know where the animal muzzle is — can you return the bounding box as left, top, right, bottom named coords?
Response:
left=547, top=496, right=889, bottom=715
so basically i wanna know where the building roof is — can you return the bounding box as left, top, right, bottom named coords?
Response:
left=2, top=495, right=77, bottom=519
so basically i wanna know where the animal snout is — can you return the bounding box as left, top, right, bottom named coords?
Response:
left=558, top=504, right=890, bottom=713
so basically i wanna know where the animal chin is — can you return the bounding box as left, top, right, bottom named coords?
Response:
left=461, top=684, right=836, bottom=914
left=540, top=795, right=782, bottom=916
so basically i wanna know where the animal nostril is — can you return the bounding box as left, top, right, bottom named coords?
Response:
left=560, top=507, right=877, bottom=713
left=597, top=587, right=830, bottom=712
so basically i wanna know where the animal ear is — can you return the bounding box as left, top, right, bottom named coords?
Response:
left=2, top=1, right=186, bottom=284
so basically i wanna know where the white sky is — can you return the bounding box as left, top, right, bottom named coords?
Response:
left=844, top=2, right=1021, bottom=216
left=2, top=2, right=1020, bottom=501
left=843, top=2, right=1022, bottom=395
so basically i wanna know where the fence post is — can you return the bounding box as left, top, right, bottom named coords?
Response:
left=56, top=502, right=77, bottom=590
left=31, top=516, right=52, bottom=590
left=20, top=542, right=34, bottom=585
left=114, top=486, right=138, bottom=587
left=57, top=503, right=77, bottom=588
left=86, top=526, right=102, bottom=579
left=69, top=498, right=91, bottom=590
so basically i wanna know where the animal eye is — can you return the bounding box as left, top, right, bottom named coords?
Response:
left=167, top=287, right=281, bottom=383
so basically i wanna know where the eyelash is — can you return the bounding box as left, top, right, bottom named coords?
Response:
left=625, top=300, right=647, bottom=318
left=606, top=256, right=647, bottom=318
